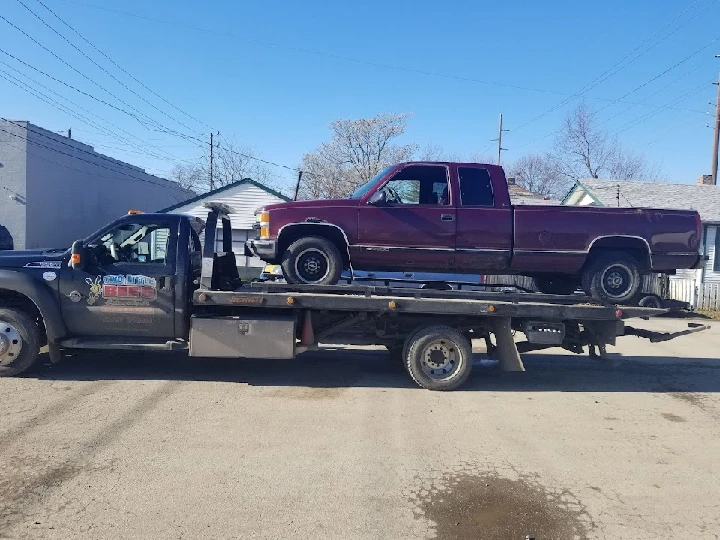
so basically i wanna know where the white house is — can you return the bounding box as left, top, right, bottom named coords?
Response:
left=562, top=176, right=720, bottom=309
left=159, top=178, right=290, bottom=280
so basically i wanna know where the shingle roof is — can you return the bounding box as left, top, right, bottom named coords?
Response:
left=158, top=177, right=290, bottom=213
left=508, top=183, right=560, bottom=205
left=567, top=179, right=720, bottom=223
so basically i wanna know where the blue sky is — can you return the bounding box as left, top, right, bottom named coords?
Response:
left=2, top=0, right=720, bottom=191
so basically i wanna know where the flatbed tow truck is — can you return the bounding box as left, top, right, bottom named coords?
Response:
left=0, top=204, right=709, bottom=391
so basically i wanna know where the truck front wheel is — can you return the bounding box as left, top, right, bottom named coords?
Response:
left=583, top=252, right=642, bottom=305
left=0, top=308, right=41, bottom=377
left=404, top=325, right=473, bottom=391
left=281, top=236, right=343, bottom=285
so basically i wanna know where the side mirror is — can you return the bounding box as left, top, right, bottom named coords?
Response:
left=70, top=240, right=86, bottom=270
left=368, top=190, right=387, bottom=206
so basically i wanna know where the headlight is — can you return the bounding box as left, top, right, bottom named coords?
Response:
left=271, top=266, right=283, bottom=276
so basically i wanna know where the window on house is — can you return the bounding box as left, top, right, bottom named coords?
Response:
left=714, top=227, right=720, bottom=272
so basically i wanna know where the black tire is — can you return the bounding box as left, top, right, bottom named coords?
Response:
left=404, top=325, right=473, bottom=391
left=638, top=295, right=663, bottom=309
left=281, top=236, right=343, bottom=285
left=0, top=308, right=41, bottom=377
left=582, top=251, right=642, bottom=304
left=533, top=274, right=580, bottom=295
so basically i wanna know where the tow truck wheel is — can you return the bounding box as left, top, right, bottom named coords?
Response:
left=404, top=325, right=473, bottom=391
left=281, top=236, right=343, bottom=285
left=0, top=308, right=41, bottom=377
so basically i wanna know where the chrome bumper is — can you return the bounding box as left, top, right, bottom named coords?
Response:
left=245, top=239, right=278, bottom=260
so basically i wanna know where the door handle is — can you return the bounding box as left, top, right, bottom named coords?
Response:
left=441, top=214, right=455, bottom=222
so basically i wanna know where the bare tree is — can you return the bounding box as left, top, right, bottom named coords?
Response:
left=169, top=137, right=284, bottom=195
left=170, top=162, right=204, bottom=193
left=507, top=153, right=571, bottom=198
left=299, top=113, right=416, bottom=199
left=552, top=103, right=661, bottom=181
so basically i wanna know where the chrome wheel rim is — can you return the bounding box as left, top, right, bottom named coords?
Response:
left=601, top=264, right=633, bottom=298
left=0, top=322, right=23, bottom=366
left=294, top=248, right=330, bottom=284
left=421, top=339, right=460, bottom=380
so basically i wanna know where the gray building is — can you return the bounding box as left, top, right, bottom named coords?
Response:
left=0, top=120, right=194, bottom=250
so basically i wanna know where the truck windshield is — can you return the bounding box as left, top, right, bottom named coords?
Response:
left=349, top=166, right=394, bottom=199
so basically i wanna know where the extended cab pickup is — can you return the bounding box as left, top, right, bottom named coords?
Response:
left=247, top=161, right=703, bottom=303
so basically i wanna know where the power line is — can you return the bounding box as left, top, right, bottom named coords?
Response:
left=30, top=0, right=213, bottom=130
left=510, top=0, right=717, bottom=134
left=0, top=121, right=190, bottom=192
left=0, top=13, right=181, bottom=136
left=1, top=135, right=189, bottom=204
left=0, top=66, right=182, bottom=164
left=504, top=41, right=720, bottom=156
left=14, top=0, right=203, bottom=136
left=611, top=81, right=711, bottom=135
left=49, top=0, right=715, bottom=112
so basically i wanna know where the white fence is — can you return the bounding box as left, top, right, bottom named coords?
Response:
left=668, top=279, right=720, bottom=311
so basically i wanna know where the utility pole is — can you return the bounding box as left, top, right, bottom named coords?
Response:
left=712, top=58, right=720, bottom=185
left=293, top=171, right=303, bottom=201
left=209, top=132, right=214, bottom=191
left=492, top=114, right=509, bottom=165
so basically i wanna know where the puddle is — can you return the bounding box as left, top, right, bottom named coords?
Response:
left=411, top=471, right=590, bottom=540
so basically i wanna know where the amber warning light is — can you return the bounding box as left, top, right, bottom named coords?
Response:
left=127, top=210, right=143, bottom=215
left=70, top=253, right=81, bottom=265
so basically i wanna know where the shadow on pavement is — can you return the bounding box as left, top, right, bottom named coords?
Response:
left=24, top=347, right=720, bottom=394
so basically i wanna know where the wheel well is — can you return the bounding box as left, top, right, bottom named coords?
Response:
left=586, top=237, right=651, bottom=271
left=0, top=289, right=47, bottom=344
left=278, top=224, right=350, bottom=266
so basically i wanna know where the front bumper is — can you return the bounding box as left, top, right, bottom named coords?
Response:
left=245, top=239, right=278, bottom=260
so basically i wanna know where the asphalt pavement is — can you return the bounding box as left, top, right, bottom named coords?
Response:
left=1, top=318, right=718, bottom=539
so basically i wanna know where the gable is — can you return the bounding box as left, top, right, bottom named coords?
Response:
left=166, top=183, right=286, bottom=229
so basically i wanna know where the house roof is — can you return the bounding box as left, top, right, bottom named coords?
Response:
left=563, top=179, right=720, bottom=223
left=158, top=177, right=290, bottom=213
left=508, top=183, right=560, bottom=205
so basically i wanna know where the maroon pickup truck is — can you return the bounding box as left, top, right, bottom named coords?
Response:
left=246, top=162, right=702, bottom=303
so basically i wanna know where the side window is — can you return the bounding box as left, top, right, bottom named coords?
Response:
left=94, top=222, right=171, bottom=265
left=381, top=165, right=449, bottom=205
left=714, top=227, right=720, bottom=272
left=458, top=167, right=494, bottom=206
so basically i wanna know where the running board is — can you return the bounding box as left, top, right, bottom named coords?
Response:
left=58, top=338, right=187, bottom=351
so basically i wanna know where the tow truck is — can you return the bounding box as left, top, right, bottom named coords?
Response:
left=0, top=204, right=709, bottom=391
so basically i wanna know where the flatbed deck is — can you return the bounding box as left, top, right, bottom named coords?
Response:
left=193, top=281, right=662, bottom=321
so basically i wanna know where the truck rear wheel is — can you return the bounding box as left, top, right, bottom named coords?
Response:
left=583, top=252, right=642, bottom=304
left=404, top=325, right=473, bottom=391
left=281, top=236, right=343, bottom=285
left=0, top=308, right=41, bottom=377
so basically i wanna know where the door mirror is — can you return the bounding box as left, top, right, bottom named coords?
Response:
left=70, top=240, right=86, bottom=270
left=368, top=190, right=387, bottom=206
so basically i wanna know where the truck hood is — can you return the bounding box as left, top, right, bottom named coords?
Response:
left=261, top=198, right=359, bottom=211
left=0, top=249, right=67, bottom=269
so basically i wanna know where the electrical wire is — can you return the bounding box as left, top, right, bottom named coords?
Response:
left=1, top=122, right=191, bottom=193
left=15, top=0, right=204, bottom=136
left=30, top=0, right=213, bottom=130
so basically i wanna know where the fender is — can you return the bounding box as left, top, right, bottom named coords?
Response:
left=0, top=269, right=68, bottom=341
left=277, top=222, right=353, bottom=266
